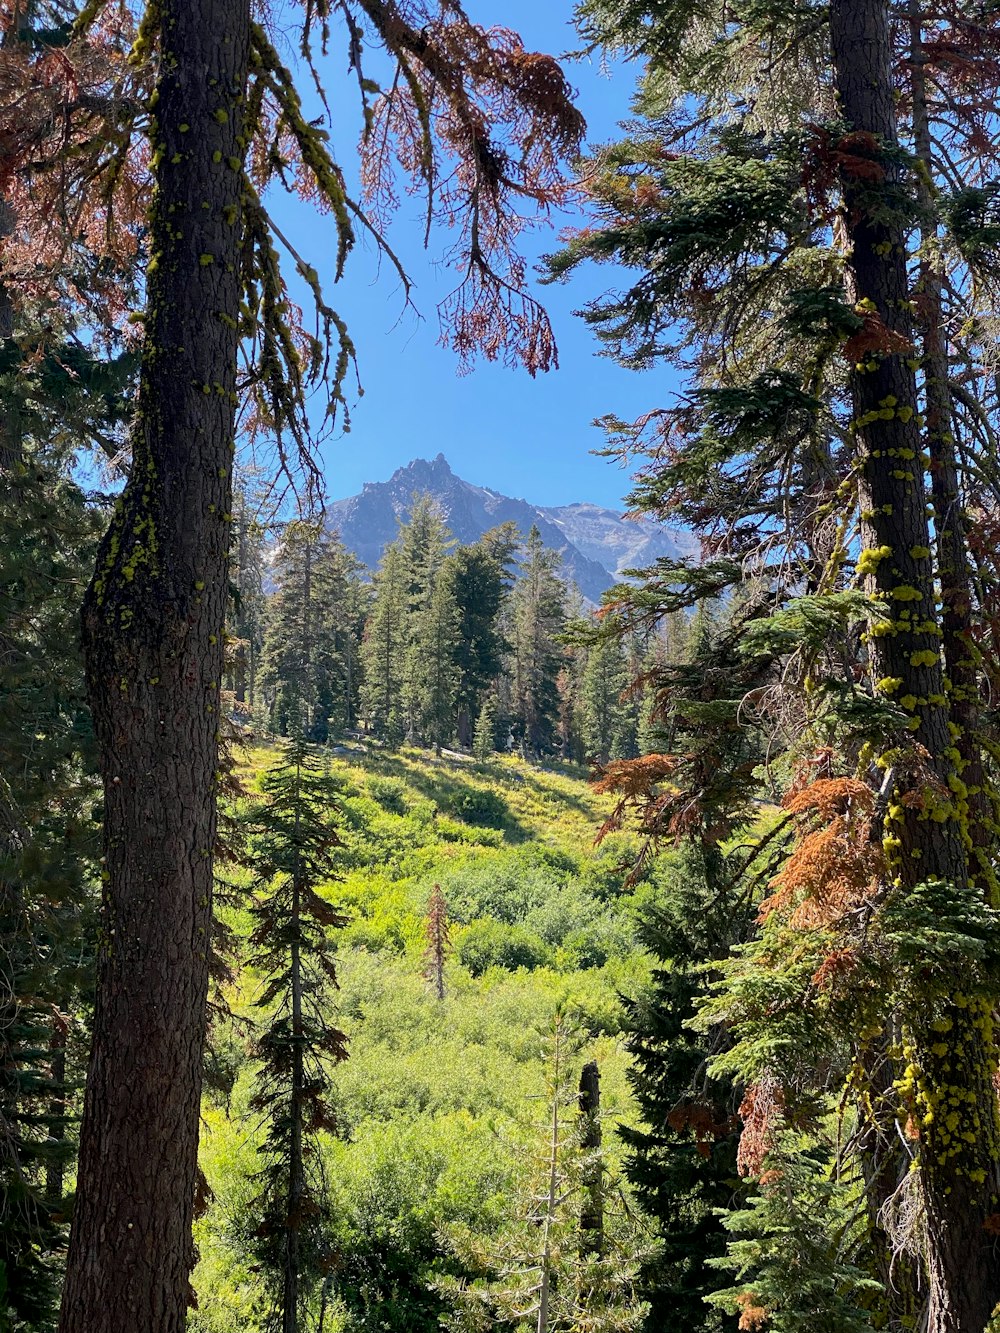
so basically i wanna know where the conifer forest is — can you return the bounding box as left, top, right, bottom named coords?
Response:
left=10, top=0, right=1000, bottom=1330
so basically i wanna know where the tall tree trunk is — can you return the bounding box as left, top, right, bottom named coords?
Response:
left=61, top=1, right=250, bottom=1328
left=578, top=1061, right=603, bottom=1258
left=457, top=705, right=471, bottom=749
left=906, top=0, right=991, bottom=879
left=829, top=0, right=1000, bottom=1326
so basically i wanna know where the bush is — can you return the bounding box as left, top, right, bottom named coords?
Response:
left=342, top=919, right=408, bottom=954
left=447, top=785, right=510, bottom=828
left=523, top=882, right=601, bottom=947
left=368, top=774, right=409, bottom=814
left=560, top=917, right=635, bottom=969
left=456, top=920, right=550, bottom=976
left=576, top=833, right=641, bottom=899
left=439, top=854, right=554, bottom=924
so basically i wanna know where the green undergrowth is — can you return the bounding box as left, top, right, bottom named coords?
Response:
left=192, top=743, right=658, bottom=1332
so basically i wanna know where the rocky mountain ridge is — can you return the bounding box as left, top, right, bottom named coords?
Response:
left=326, top=454, right=695, bottom=602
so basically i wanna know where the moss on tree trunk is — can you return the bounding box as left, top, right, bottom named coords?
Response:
left=60, top=2, right=250, bottom=1328
left=830, top=0, right=1000, bottom=1326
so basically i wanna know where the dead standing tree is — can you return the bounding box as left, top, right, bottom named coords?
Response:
left=423, top=882, right=451, bottom=1000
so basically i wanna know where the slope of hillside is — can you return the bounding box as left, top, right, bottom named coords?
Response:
left=192, top=745, right=657, bottom=1333
left=325, top=454, right=693, bottom=601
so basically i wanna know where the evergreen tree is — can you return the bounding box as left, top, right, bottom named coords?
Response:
left=618, top=844, right=747, bottom=1333
left=259, top=521, right=364, bottom=743
left=412, top=559, right=462, bottom=754
left=706, top=1139, right=881, bottom=1333
left=400, top=496, right=452, bottom=742
left=451, top=526, right=518, bottom=746
left=510, top=527, right=566, bottom=757
left=634, top=617, right=691, bottom=758
left=227, top=479, right=269, bottom=714
left=580, top=634, right=634, bottom=766
left=0, top=329, right=132, bottom=1328
left=558, top=591, right=591, bottom=764
left=472, top=693, right=499, bottom=763
left=360, top=542, right=409, bottom=746
left=335, top=561, right=370, bottom=736
left=400, top=494, right=451, bottom=604
left=243, top=740, right=349, bottom=1333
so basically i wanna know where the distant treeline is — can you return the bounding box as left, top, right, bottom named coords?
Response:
left=228, top=489, right=694, bottom=762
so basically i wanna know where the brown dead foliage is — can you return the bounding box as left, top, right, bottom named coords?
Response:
left=737, top=1078, right=784, bottom=1178
left=841, top=309, right=915, bottom=363
left=736, top=1293, right=771, bottom=1331
left=666, top=1098, right=740, bottom=1157
left=759, top=777, right=884, bottom=928
left=359, top=2, right=585, bottom=374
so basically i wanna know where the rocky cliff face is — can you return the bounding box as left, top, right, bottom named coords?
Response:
left=326, top=454, right=695, bottom=602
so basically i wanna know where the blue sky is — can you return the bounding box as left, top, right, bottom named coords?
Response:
left=264, top=0, right=671, bottom=512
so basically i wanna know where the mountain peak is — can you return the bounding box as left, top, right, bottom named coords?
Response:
left=389, top=454, right=455, bottom=487
left=327, top=458, right=695, bottom=602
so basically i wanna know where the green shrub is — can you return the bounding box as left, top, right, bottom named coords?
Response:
left=523, top=881, right=602, bottom=946
left=342, top=918, right=409, bottom=954
left=446, top=785, right=510, bottom=828
left=439, top=855, right=553, bottom=924
left=367, top=774, right=409, bottom=814
left=456, top=920, right=550, bottom=976
left=560, top=917, right=635, bottom=969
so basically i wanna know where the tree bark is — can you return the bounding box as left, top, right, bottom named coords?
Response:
left=906, top=0, right=991, bottom=881
left=60, top=1, right=250, bottom=1328
left=829, top=0, right=1000, bottom=1327
left=578, top=1061, right=604, bottom=1258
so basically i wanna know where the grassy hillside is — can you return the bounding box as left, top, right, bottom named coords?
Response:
left=191, top=744, right=658, bottom=1333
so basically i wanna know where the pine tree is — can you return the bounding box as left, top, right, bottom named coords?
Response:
left=618, top=844, right=747, bottom=1333
left=259, top=521, right=364, bottom=743
left=399, top=496, right=452, bottom=743
left=227, top=479, right=269, bottom=714
left=558, top=591, right=591, bottom=764
left=244, top=739, right=349, bottom=1333
left=510, top=527, right=566, bottom=758
left=473, top=693, right=499, bottom=763
left=580, top=634, right=634, bottom=766
left=400, top=495, right=451, bottom=601
left=634, top=617, right=692, bottom=758
left=706, top=1139, right=881, bottom=1333
left=451, top=526, right=518, bottom=746
left=0, top=328, right=131, bottom=1329
left=335, top=555, right=369, bottom=735
left=412, top=560, right=462, bottom=755
left=360, top=542, right=408, bottom=746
